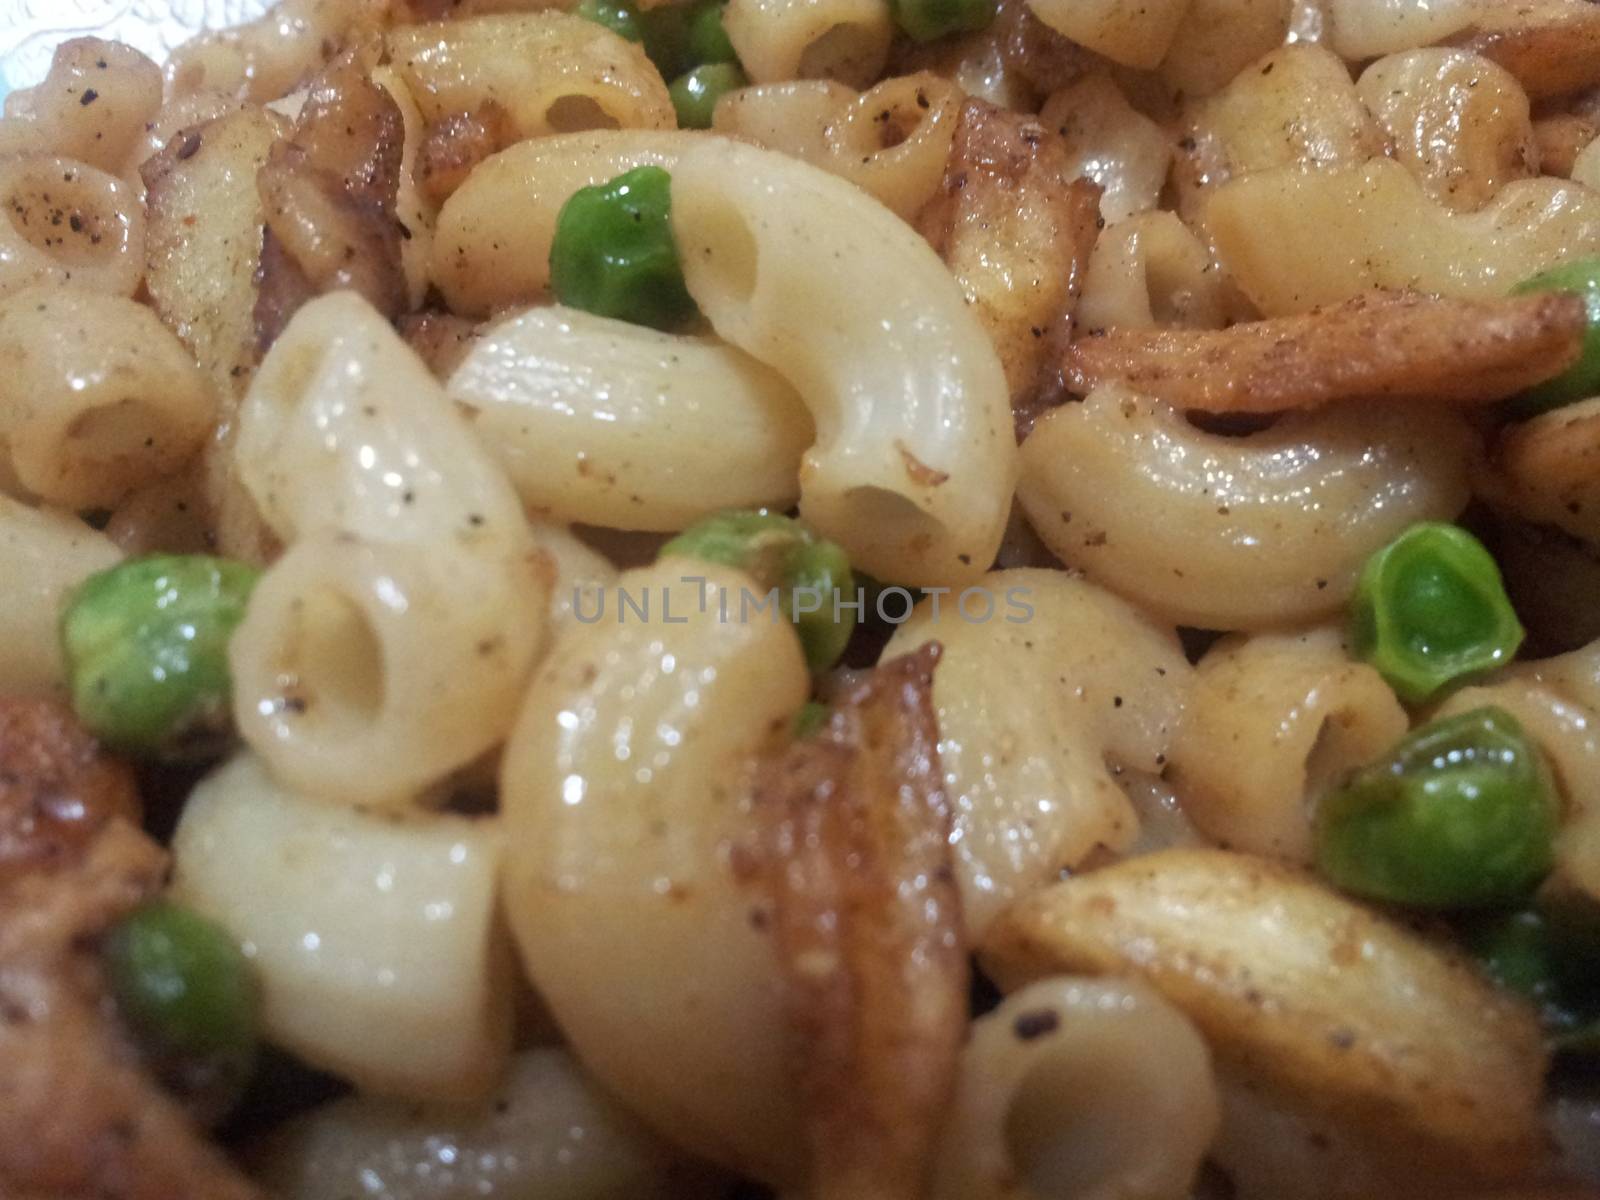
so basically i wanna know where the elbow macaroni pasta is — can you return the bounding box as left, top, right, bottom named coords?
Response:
left=0, top=155, right=145, bottom=299
left=724, top=0, right=894, bottom=87
left=172, top=753, right=514, bottom=1101
left=669, top=138, right=1018, bottom=588
left=1168, top=629, right=1409, bottom=863
left=712, top=74, right=963, bottom=221
left=446, top=305, right=814, bottom=530
left=934, top=976, right=1219, bottom=1200
left=0, top=287, right=215, bottom=510
left=389, top=14, right=675, bottom=143
left=431, top=129, right=700, bottom=315
left=229, top=293, right=547, bottom=806
left=500, top=561, right=810, bottom=1186
left=0, top=38, right=163, bottom=177
left=1017, top=387, right=1474, bottom=630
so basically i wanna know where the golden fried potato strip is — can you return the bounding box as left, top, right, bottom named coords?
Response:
left=1064, top=289, right=1585, bottom=412
left=757, top=644, right=966, bottom=1200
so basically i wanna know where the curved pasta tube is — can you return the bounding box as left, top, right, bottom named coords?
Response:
left=231, top=294, right=547, bottom=805
left=670, top=138, right=1018, bottom=588
left=1168, top=628, right=1409, bottom=863
left=1022, top=0, right=1189, bottom=68
left=231, top=533, right=548, bottom=808
left=882, top=568, right=1193, bottom=937
left=500, top=561, right=810, bottom=1186
left=1210, top=159, right=1600, bottom=316
left=253, top=1048, right=717, bottom=1200
left=431, top=130, right=702, bottom=316
left=447, top=306, right=812, bottom=530
left=0, top=287, right=215, bottom=510
left=712, top=74, right=962, bottom=221
left=1357, top=50, right=1537, bottom=213
left=171, top=754, right=514, bottom=1102
left=389, top=14, right=675, bottom=144
left=1038, top=75, right=1170, bottom=224
left=0, top=155, right=144, bottom=300
left=0, top=38, right=162, bottom=176
left=1017, top=387, right=1474, bottom=630
left=1077, top=210, right=1232, bottom=332
left=0, top=496, right=121, bottom=697
left=236, top=292, right=529, bottom=548
left=933, top=976, right=1219, bottom=1200
left=724, top=0, right=894, bottom=87
left=1173, top=43, right=1386, bottom=225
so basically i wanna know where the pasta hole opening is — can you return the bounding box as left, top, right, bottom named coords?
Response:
left=1304, top=706, right=1391, bottom=811
left=837, top=486, right=953, bottom=574
left=543, top=95, right=620, bottom=134
left=285, top=587, right=387, bottom=729
left=1004, top=1042, right=1164, bottom=1200
left=686, top=196, right=760, bottom=308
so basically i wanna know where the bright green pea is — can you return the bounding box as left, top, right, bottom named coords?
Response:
left=891, top=0, right=994, bottom=42
left=549, top=165, right=698, bottom=332
left=1314, top=706, right=1559, bottom=910
left=670, top=62, right=746, bottom=128
left=661, top=509, right=857, bottom=671
left=103, top=900, right=260, bottom=1112
left=574, top=0, right=644, bottom=40
left=1350, top=522, right=1523, bottom=705
left=795, top=700, right=830, bottom=737
left=61, top=554, right=260, bottom=754
left=686, top=0, right=738, bottom=64
left=1510, top=258, right=1600, bottom=416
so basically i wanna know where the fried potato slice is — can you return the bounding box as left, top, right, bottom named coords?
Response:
left=757, top=644, right=966, bottom=1200
left=918, top=98, right=1101, bottom=436
left=981, top=848, right=1549, bottom=1184
left=1064, top=290, right=1585, bottom=412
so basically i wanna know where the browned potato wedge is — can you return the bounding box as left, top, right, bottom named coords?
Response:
left=142, top=106, right=289, bottom=562
left=1456, top=2, right=1600, bottom=101
left=142, top=106, right=287, bottom=400
left=1486, top=397, right=1600, bottom=544
left=918, top=98, right=1101, bottom=434
left=1064, top=290, right=1585, bottom=412
left=981, top=849, right=1549, bottom=1184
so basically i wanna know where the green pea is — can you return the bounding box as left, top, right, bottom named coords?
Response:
left=685, top=0, right=738, bottom=64
left=549, top=165, right=699, bottom=332
left=574, top=0, right=644, bottom=41
left=670, top=62, right=747, bottom=128
left=103, top=900, right=260, bottom=1112
left=795, top=700, right=830, bottom=738
left=1350, top=522, right=1523, bottom=705
left=61, top=554, right=260, bottom=754
left=1463, top=897, right=1600, bottom=1050
left=1314, top=706, right=1558, bottom=910
left=891, top=0, right=995, bottom=43
left=661, top=509, right=857, bottom=671
left=1510, top=258, right=1600, bottom=416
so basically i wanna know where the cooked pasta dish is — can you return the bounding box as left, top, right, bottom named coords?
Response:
left=4, top=0, right=1600, bottom=1196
